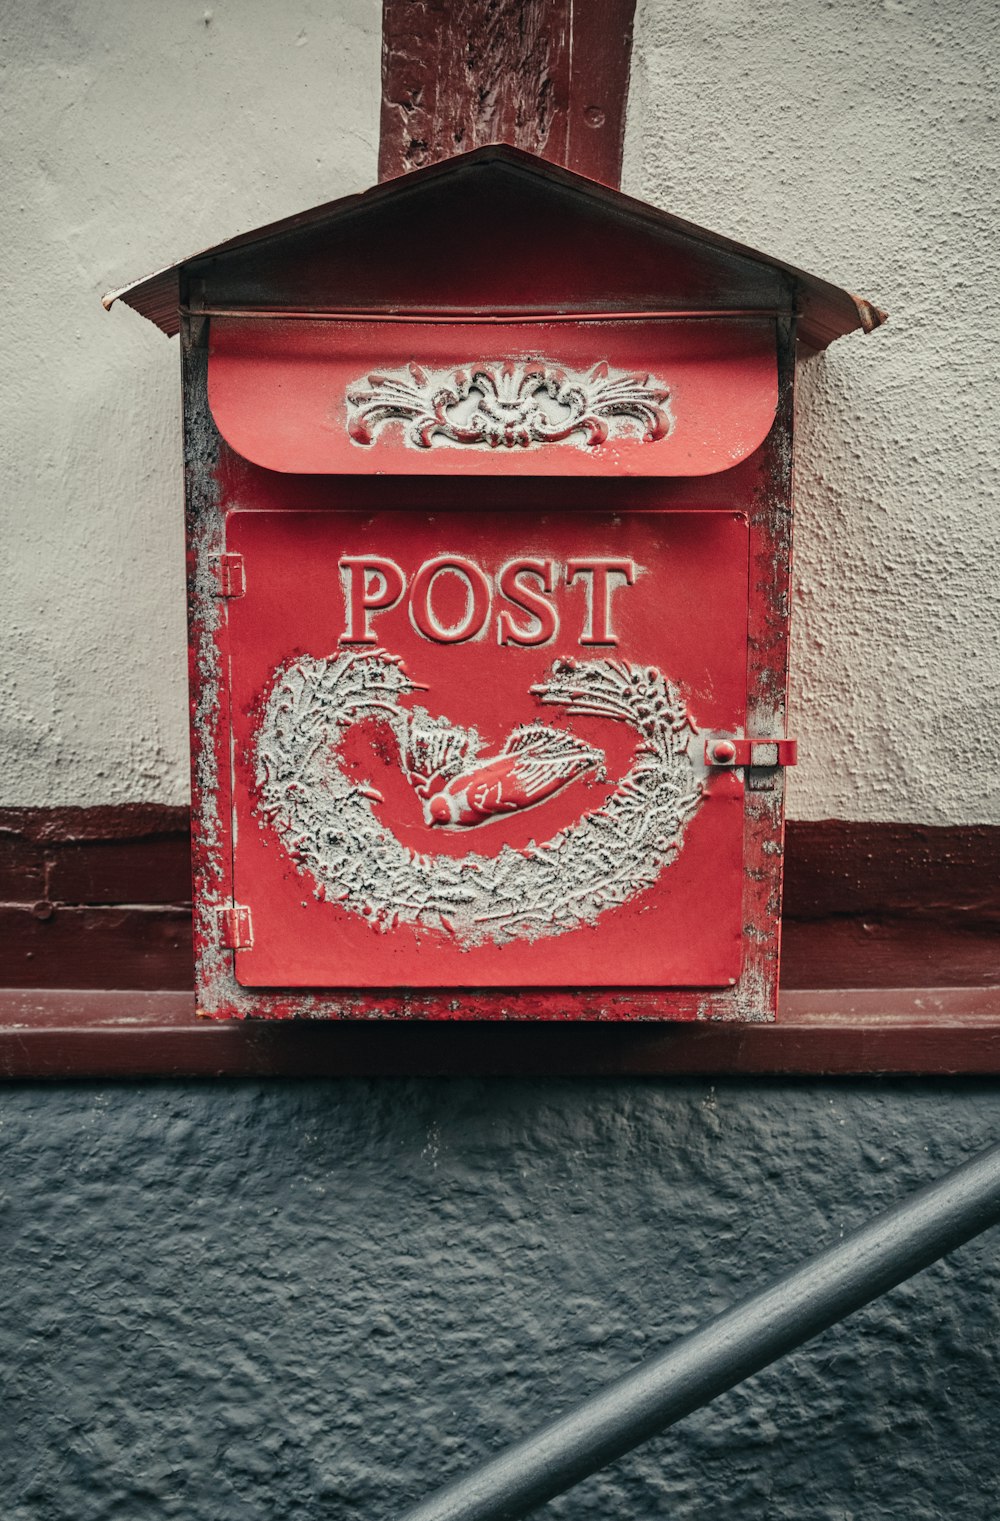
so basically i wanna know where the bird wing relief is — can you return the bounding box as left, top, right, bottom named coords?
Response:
left=398, top=706, right=483, bottom=800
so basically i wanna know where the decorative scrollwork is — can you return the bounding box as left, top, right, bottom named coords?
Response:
left=346, top=360, right=672, bottom=451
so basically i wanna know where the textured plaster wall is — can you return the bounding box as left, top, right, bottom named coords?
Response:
left=624, top=0, right=1000, bottom=823
left=2, top=1, right=997, bottom=820
left=1, top=0, right=381, bottom=806
left=2, top=1080, right=999, bottom=1520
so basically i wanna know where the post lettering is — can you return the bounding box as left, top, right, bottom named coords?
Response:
left=338, top=553, right=641, bottom=646
left=497, top=559, right=559, bottom=646
left=339, top=556, right=407, bottom=644
left=410, top=556, right=492, bottom=643
left=566, top=559, right=637, bottom=645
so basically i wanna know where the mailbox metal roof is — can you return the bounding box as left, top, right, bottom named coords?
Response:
left=102, top=145, right=886, bottom=352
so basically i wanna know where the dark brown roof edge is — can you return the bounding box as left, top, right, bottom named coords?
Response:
left=101, top=145, right=888, bottom=350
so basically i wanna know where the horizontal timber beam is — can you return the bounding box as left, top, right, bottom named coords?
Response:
left=1, top=810, right=997, bottom=1077
left=1, top=987, right=1000, bottom=1079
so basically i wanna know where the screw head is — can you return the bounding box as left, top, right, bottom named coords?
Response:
left=711, top=740, right=737, bottom=765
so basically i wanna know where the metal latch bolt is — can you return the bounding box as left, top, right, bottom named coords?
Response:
left=705, top=738, right=798, bottom=768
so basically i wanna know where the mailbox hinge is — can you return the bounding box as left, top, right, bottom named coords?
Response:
left=218, top=904, right=253, bottom=950
left=212, top=552, right=246, bottom=599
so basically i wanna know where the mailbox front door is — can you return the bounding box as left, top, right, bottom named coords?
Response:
left=225, top=502, right=748, bottom=989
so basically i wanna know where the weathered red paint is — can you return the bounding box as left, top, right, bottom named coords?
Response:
left=4, top=988, right=1000, bottom=1081
left=378, top=0, right=637, bottom=188
left=225, top=504, right=748, bottom=990
left=206, top=317, right=778, bottom=477
left=182, top=162, right=809, bottom=1020
left=189, top=390, right=791, bottom=1015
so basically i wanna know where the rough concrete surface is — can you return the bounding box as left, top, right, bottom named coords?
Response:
left=1, top=1080, right=999, bottom=1520
left=624, top=0, right=1000, bottom=823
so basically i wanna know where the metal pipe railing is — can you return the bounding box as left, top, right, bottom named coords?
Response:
left=396, top=1138, right=1000, bottom=1521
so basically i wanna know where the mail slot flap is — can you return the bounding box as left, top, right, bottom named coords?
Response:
left=207, top=317, right=778, bottom=478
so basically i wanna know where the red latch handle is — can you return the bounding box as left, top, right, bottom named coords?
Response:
left=705, top=738, right=798, bottom=768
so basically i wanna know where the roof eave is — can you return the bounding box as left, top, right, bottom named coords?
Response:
left=101, top=145, right=887, bottom=349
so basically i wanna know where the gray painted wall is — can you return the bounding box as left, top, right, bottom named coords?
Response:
left=624, top=0, right=1000, bottom=823
left=1, top=0, right=382, bottom=807
left=3, top=1081, right=999, bottom=1519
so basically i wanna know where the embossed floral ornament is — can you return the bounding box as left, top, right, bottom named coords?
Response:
left=255, top=649, right=702, bottom=947
left=346, top=360, right=672, bottom=450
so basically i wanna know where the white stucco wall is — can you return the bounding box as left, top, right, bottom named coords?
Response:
left=1, top=0, right=382, bottom=806
left=2, top=0, right=997, bottom=821
left=624, top=0, right=1000, bottom=822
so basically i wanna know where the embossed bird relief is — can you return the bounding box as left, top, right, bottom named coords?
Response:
left=399, top=715, right=605, bottom=828
left=255, top=649, right=705, bottom=949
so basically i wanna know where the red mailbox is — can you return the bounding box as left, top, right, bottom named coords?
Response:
left=105, top=147, right=883, bottom=1022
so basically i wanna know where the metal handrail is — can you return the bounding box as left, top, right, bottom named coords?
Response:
left=396, top=1139, right=1000, bottom=1521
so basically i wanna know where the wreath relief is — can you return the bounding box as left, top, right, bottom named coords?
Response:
left=255, top=650, right=703, bottom=948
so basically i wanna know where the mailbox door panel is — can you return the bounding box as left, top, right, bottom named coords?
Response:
left=225, top=506, right=748, bottom=991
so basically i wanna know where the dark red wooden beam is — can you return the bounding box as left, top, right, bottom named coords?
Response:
left=1, top=808, right=999, bottom=1075
left=3, top=810, right=998, bottom=995
left=378, top=0, right=637, bottom=186
left=2, top=988, right=1000, bottom=1080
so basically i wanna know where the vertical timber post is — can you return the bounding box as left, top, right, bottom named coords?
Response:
left=379, top=0, right=638, bottom=186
